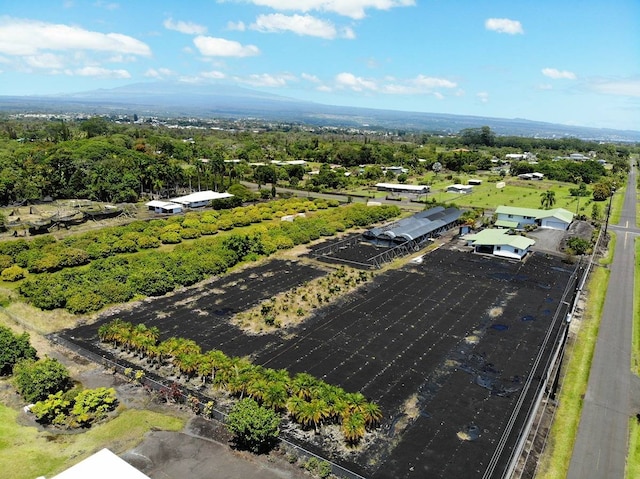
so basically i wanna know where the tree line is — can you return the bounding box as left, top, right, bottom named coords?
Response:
left=0, top=117, right=633, bottom=206
left=98, top=319, right=382, bottom=445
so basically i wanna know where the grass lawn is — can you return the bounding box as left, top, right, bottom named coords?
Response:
left=0, top=404, right=185, bottom=479
left=609, top=185, right=626, bottom=226
left=434, top=179, right=584, bottom=213
left=342, top=173, right=596, bottom=216
left=629, top=418, right=640, bottom=479
left=536, top=235, right=614, bottom=479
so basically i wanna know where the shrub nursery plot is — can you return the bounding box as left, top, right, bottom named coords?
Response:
left=62, top=250, right=579, bottom=478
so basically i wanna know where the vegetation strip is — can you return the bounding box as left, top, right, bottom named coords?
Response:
left=98, top=319, right=382, bottom=445
left=232, top=266, right=373, bottom=333
left=0, top=201, right=399, bottom=314
left=536, top=237, right=614, bottom=479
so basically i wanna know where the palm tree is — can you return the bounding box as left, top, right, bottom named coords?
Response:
left=174, top=351, right=203, bottom=380
left=262, top=382, right=289, bottom=412
left=291, top=372, right=319, bottom=400
left=361, top=402, right=383, bottom=429
left=247, top=377, right=269, bottom=403
left=286, top=395, right=306, bottom=422
left=305, top=398, right=331, bottom=434
left=341, top=412, right=366, bottom=445
left=540, top=190, right=556, bottom=209
left=203, top=349, right=229, bottom=386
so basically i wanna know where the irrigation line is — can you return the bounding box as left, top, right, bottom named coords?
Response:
left=49, top=334, right=368, bottom=479
left=483, top=257, right=581, bottom=479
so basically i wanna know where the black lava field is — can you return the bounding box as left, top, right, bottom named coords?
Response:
left=63, top=250, right=578, bottom=478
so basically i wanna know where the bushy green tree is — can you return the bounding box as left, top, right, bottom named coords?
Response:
left=226, top=398, right=280, bottom=453
left=71, top=387, right=118, bottom=426
left=14, top=357, right=70, bottom=402
left=1, top=264, right=26, bottom=281
left=0, top=325, right=37, bottom=375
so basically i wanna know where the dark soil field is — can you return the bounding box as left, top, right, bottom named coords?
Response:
left=62, top=249, right=579, bottom=479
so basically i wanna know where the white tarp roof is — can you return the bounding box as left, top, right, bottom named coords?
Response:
left=171, top=190, right=233, bottom=205
left=50, top=448, right=150, bottom=479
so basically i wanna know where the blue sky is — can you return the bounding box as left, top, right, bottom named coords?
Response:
left=1, top=0, right=638, bottom=131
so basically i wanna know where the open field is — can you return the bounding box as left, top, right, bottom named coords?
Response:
left=61, top=246, right=580, bottom=478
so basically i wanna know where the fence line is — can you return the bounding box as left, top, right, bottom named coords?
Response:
left=49, top=334, right=368, bottom=479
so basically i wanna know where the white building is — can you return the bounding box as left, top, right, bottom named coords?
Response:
left=145, top=200, right=183, bottom=214
left=495, top=206, right=574, bottom=230
left=447, top=184, right=474, bottom=194
left=464, top=229, right=536, bottom=260
left=375, top=183, right=430, bottom=194
left=170, top=190, right=233, bottom=208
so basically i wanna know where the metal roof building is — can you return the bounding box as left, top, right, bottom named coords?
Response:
left=364, top=206, right=461, bottom=246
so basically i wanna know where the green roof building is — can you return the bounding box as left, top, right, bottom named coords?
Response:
left=464, top=229, right=536, bottom=260
left=495, top=206, right=574, bottom=231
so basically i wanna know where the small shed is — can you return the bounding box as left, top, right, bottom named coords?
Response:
left=447, top=184, right=474, bottom=194
left=468, top=179, right=482, bottom=186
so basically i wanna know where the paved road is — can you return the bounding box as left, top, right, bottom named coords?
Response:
left=567, top=161, right=639, bottom=479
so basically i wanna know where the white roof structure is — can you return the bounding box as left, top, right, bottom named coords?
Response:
left=171, top=190, right=233, bottom=205
left=50, top=449, right=150, bottom=479
left=375, top=183, right=430, bottom=193
left=145, top=200, right=181, bottom=209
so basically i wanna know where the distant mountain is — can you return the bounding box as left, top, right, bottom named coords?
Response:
left=1, top=81, right=638, bottom=142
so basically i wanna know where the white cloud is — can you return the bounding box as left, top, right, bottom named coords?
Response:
left=194, top=36, right=260, bottom=57
left=163, top=18, right=207, bottom=35
left=24, top=53, right=65, bottom=69
left=227, top=21, right=246, bottom=31
left=485, top=18, right=524, bottom=35
left=589, top=78, right=640, bottom=97
left=477, top=91, right=489, bottom=103
left=411, top=75, right=456, bottom=89
left=201, top=70, right=227, bottom=79
left=145, top=67, right=175, bottom=79
left=94, top=1, right=120, bottom=10
left=301, top=72, right=321, bottom=83
left=334, top=72, right=457, bottom=95
left=236, top=72, right=297, bottom=87
left=230, top=0, right=415, bottom=20
left=537, top=83, right=553, bottom=90
left=335, top=72, right=377, bottom=91
left=542, top=68, right=577, bottom=80
left=70, top=66, right=131, bottom=78
left=0, top=17, right=151, bottom=56
left=251, top=13, right=350, bottom=39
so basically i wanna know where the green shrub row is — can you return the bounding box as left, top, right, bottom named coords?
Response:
left=0, top=197, right=341, bottom=276
left=17, top=204, right=400, bottom=313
